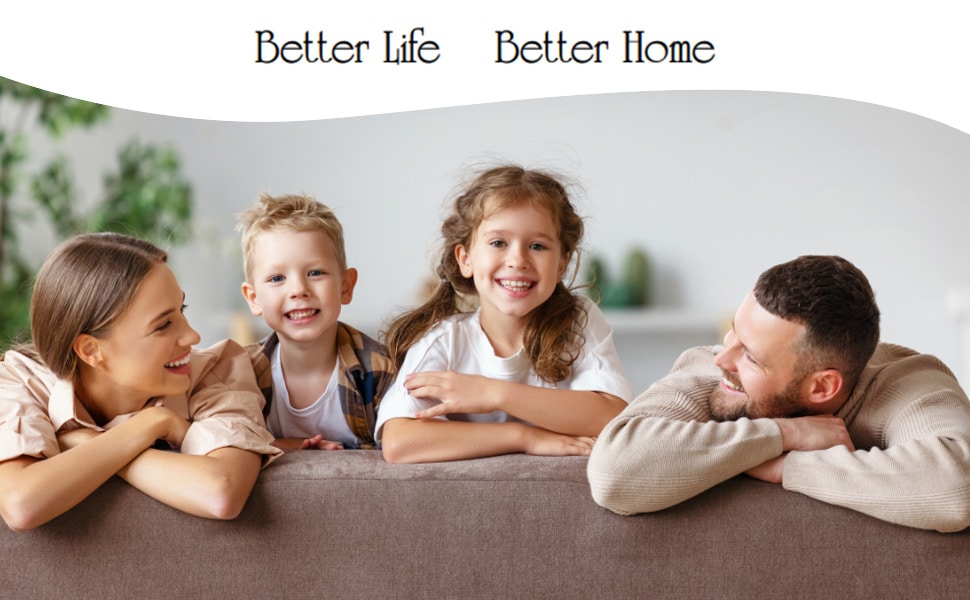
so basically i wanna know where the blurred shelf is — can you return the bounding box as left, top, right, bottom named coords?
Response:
left=603, top=307, right=724, bottom=335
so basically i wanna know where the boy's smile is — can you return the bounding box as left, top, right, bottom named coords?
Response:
left=242, top=229, right=357, bottom=347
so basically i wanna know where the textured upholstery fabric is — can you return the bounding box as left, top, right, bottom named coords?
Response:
left=2, top=451, right=968, bottom=599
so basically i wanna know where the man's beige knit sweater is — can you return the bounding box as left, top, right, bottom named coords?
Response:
left=588, top=343, right=970, bottom=532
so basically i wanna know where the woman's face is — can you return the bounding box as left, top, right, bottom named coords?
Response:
left=91, top=263, right=201, bottom=409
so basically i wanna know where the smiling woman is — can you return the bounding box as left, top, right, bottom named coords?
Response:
left=0, top=232, right=281, bottom=531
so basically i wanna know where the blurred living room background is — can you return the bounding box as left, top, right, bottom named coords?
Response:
left=3, top=81, right=969, bottom=392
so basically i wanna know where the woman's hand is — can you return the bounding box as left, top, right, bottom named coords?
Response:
left=134, top=406, right=191, bottom=449
left=57, top=405, right=190, bottom=453
left=406, top=371, right=505, bottom=418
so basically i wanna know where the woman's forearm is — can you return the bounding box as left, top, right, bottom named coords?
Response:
left=0, top=411, right=171, bottom=531
left=117, top=446, right=262, bottom=519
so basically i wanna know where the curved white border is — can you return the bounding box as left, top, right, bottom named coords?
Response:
left=4, top=1, right=967, bottom=133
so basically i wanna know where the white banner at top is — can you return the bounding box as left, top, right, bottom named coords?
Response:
left=3, top=1, right=968, bottom=133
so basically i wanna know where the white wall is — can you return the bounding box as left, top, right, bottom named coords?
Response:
left=26, top=91, right=970, bottom=387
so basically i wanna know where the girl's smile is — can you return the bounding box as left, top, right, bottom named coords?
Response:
left=497, top=277, right=537, bottom=294
left=456, top=202, right=567, bottom=340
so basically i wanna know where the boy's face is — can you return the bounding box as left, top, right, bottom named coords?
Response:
left=242, top=229, right=357, bottom=346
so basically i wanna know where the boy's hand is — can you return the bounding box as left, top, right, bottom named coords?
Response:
left=300, top=435, right=344, bottom=450
left=407, top=371, right=503, bottom=418
left=272, top=436, right=344, bottom=452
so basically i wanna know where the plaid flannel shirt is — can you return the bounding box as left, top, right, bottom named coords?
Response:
left=247, top=322, right=394, bottom=449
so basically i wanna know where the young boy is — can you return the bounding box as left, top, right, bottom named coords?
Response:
left=237, top=193, right=394, bottom=450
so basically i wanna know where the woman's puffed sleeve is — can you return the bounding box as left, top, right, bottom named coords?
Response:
left=0, top=353, right=61, bottom=463
left=178, top=340, right=282, bottom=465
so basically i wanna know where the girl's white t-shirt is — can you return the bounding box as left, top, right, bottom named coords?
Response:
left=375, top=296, right=632, bottom=441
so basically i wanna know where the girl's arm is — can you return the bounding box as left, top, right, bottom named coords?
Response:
left=380, top=417, right=595, bottom=464
left=404, top=371, right=627, bottom=436
left=0, top=406, right=188, bottom=531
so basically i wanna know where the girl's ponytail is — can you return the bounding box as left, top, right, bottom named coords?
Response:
left=525, top=282, right=587, bottom=382
left=384, top=264, right=465, bottom=371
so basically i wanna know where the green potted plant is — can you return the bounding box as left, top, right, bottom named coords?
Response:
left=0, top=77, right=193, bottom=346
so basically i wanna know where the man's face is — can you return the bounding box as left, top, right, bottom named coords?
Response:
left=709, top=292, right=813, bottom=420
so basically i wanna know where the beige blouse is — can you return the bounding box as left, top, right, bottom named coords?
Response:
left=0, top=339, right=282, bottom=464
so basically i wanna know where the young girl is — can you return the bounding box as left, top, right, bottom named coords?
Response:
left=0, top=233, right=281, bottom=531
left=377, top=165, right=632, bottom=463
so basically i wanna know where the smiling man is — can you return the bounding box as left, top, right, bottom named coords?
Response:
left=587, top=255, right=970, bottom=532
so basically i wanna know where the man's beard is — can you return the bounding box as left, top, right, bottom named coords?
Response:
left=708, top=371, right=810, bottom=421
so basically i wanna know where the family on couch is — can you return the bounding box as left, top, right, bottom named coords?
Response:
left=1, top=164, right=969, bottom=533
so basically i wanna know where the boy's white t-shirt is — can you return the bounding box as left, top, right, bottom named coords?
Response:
left=265, top=343, right=361, bottom=448
left=375, top=297, right=632, bottom=441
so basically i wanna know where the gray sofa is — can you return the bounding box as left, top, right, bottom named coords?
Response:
left=3, top=450, right=969, bottom=599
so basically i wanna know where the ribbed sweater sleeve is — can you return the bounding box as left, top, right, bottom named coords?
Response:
left=588, top=346, right=784, bottom=514
left=782, top=345, right=970, bottom=532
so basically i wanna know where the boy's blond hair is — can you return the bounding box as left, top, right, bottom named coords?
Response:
left=236, top=193, right=347, bottom=279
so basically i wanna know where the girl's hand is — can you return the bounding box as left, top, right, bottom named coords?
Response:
left=407, top=371, right=504, bottom=418
left=522, top=427, right=596, bottom=457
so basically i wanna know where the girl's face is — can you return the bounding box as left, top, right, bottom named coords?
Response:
left=84, top=263, right=201, bottom=413
left=455, top=201, right=567, bottom=335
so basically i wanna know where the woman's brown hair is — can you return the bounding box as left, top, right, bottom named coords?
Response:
left=27, top=232, right=168, bottom=379
left=383, top=165, right=588, bottom=382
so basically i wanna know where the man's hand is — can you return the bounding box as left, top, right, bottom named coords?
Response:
left=745, top=456, right=786, bottom=483
left=748, top=415, right=855, bottom=484
left=774, top=414, right=855, bottom=453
